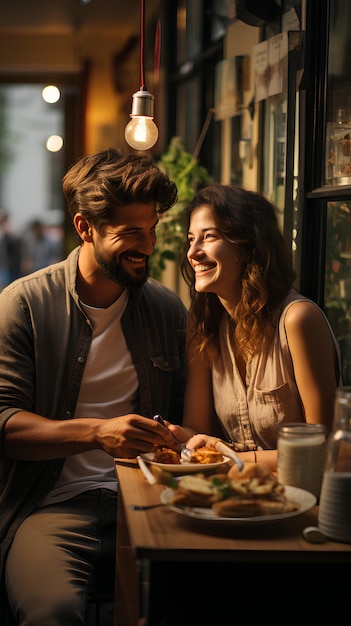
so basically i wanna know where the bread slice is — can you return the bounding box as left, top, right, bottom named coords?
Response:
left=212, top=496, right=288, bottom=518
left=171, top=475, right=222, bottom=507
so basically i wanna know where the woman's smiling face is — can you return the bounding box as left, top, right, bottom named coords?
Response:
left=187, top=204, right=246, bottom=302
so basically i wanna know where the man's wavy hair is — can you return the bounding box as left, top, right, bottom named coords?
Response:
left=180, top=184, right=297, bottom=361
left=62, top=147, right=178, bottom=233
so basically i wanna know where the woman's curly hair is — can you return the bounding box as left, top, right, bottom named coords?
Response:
left=180, top=184, right=296, bottom=361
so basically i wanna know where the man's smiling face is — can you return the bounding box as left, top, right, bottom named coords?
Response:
left=92, top=201, right=158, bottom=288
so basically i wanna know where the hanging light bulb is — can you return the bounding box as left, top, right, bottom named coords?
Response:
left=124, top=0, right=159, bottom=151
left=125, top=87, right=158, bottom=150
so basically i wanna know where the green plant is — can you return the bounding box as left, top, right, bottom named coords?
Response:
left=148, top=136, right=212, bottom=281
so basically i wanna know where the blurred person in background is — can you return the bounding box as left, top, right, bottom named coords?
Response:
left=0, top=210, right=21, bottom=291
left=20, top=218, right=63, bottom=275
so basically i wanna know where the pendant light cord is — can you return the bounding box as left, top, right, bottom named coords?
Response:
left=140, top=0, right=145, bottom=88
left=154, top=18, right=161, bottom=85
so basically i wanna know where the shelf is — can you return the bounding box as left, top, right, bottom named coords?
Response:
left=306, top=185, right=351, bottom=199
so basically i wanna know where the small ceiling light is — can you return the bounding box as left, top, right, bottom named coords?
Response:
left=124, top=0, right=159, bottom=151
left=46, top=135, right=64, bottom=152
left=42, top=85, right=61, bottom=104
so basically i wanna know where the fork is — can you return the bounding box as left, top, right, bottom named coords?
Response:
left=129, top=502, right=166, bottom=511
left=152, top=414, right=193, bottom=461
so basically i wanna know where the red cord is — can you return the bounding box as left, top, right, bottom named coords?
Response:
left=140, top=0, right=145, bottom=87
left=154, top=19, right=161, bottom=86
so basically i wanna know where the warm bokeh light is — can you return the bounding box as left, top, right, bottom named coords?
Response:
left=42, top=85, right=61, bottom=104
left=46, top=135, right=64, bottom=152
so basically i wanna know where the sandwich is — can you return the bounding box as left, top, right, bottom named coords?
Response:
left=169, top=461, right=299, bottom=517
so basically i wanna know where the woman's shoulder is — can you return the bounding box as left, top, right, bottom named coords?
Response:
left=282, top=290, right=324, bottom=324
left=282, top=288, right=313, bottom=307
left=282, top=291, right=333, bottom=340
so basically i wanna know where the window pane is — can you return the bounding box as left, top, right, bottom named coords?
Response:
left=177, top=0, right=203, bottom=66
left=325, top=0, right=351, bottom=185
left=0, top=84, right=64, bottom=231
left=176, top=78, right=201, bottom=152
left=325, top=200, right=351, bottom=383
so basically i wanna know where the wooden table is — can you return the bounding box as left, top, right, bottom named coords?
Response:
left=114, top=459, right=351, bottom=626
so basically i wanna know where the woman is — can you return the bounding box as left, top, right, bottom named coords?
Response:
left=171, top=184, right=341, bottom=471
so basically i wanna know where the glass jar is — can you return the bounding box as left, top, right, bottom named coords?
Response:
left=326, top=121, right=351, bottom=185
left=277, top=423, right=326, bottom=500
left=318, top=387, right=351, bottom=543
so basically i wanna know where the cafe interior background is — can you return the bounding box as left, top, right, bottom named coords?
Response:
left=1, top=0, right=351, bottom=384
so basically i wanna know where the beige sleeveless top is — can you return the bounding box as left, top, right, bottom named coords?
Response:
left=212, top=290, right=342, bottom=451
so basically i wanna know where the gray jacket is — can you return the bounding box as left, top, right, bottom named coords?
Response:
left=0, top=246, right=187, bottom=590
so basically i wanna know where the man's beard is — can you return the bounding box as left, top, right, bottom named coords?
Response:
left=95, top=249, right=149, bottom=290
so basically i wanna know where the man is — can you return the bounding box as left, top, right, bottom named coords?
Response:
left=20, top=218, right=63, bottom=275
left=0, top=148, right=187, bottom=625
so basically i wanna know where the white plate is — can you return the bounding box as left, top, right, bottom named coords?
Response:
left=139, top=452, right=230, bottom=474
left=160, top=485, right=316, bottom=525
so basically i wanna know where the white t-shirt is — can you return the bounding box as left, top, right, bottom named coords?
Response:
left=41, top=290, right=138, bottom=505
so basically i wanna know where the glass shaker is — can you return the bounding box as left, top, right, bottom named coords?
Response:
left=318, top=387, right=351, bottom=543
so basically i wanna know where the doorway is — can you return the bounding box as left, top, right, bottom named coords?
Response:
left=0, top=72, right=85, bottom=259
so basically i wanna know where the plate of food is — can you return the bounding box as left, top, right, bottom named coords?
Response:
left=139, top=446, right=230, bottom=475
left=159, top=462, right=317, bottom=525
